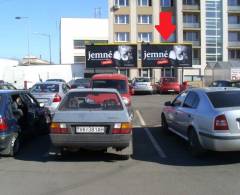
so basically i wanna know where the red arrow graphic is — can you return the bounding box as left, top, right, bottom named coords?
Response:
left=155, top=12, right=176, bottom=41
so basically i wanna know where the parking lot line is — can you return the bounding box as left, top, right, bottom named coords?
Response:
left=135, top=110, right=167, bottom=159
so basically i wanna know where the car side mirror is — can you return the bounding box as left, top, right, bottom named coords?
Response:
left=164, top=101, right=172, bottom=106
left=39, top=102, right=45, bottom=108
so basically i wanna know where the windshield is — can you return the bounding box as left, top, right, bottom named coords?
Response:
left=207, top=91, right=240, bottom=108
left=46, top=79, right=65, bottom=83
left=30, top=84, right=59, bottom=93
left=162, top=78, right=177, bottom=83
left=59, top=91, right=123, bottom=111
left=92, top=80, right=128, bottom=94
left=135, top=78, right=150, bottom=82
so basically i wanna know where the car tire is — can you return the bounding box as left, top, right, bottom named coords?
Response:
left=1, top=133, right=20, bottom=157
left=188, top=129, right=206, bottom=157
left=161, top=114, right=169, bottom=133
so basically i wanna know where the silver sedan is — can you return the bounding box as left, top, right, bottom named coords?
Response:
left=50, top=88, right=132, bottom=159
left=161, top=87, right=240, bottom=156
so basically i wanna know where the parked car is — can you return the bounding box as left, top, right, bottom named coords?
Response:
left=162, top=87, right=240, bottom=156
left=132, top=77, right=156, bottom=94
left=157, top=77, right=180, bottom=94
left=0, top=81, right=16, bottom=90
left=30, top=81, right=69, bottom=115
left=209, top=80, right=231, bottom=87
left=46, top=79, right=67, bottom=83
left=90, top=74, right=132, bottom=107
left=50, top=88, right=132, bottom=159
left=68, top=78, right=90, bottom=89
left=0, top=90, right=51, bottom=156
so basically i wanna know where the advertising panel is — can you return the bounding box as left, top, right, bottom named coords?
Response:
left=142, top=44, right=192, bottom=68
left=86, top=44, right=137, bottom=68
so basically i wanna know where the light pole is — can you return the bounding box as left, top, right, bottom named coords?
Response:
left=15, top=16, right=30, bottom=64
left=34, top=32, right=52, bottom=64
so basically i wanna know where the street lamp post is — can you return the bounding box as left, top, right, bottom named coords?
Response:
left=15, top=16, right=30, bottom=64
left=34, top=32, right=52, bottom=64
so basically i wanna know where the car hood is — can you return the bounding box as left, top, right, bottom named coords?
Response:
left=53, top=110, right=129, bottom=123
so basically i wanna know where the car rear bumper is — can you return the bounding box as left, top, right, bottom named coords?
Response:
left=50, top=134, right=131, bottom=149
left=133, top=87, right=154, bottom=92
left=199, top=132, right=240, bottom=151
left=160, top=87, right=180, bottom=93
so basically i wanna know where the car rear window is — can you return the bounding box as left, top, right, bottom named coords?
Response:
left=30, top=84, right=59, bottom=93
left=207, top=91, right=240, bottom=108
left=135, top=78, right=150, bottom=82
left=59, top=92, right=123, bottom=111
left=92, top=80, right=127, bottom=94
left=75, top=79, right=90, bottom=84
left=162, top=78, right=177, bottom=83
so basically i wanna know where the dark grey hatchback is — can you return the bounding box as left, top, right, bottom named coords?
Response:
left=0, top=90, right=51, bottom=156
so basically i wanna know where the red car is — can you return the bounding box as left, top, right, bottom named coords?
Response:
left=157, top=77, right=180, bottom=94
left=90, top=74, right=132, bottom=107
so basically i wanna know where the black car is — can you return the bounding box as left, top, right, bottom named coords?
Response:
left=0, top=90, right=51, bottom=156
left=69, top=78, right=90, bottom=89
left=209, top=80, right=231, bottom=87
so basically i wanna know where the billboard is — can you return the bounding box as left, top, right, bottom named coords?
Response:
left=142, top=44, right=192, bottom=68
left=231, top=69, right=240, bottom=80
left=86, top=44, right=137, bottom=68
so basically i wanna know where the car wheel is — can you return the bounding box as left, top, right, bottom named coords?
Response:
left=188, top=129, right=206, bottom=157
left=1, top=133, right=20, bottom=157
left=161, top=114, right=169, bottom=132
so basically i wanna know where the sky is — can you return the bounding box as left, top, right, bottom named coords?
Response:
left=0, top=0, right=108, bottom=63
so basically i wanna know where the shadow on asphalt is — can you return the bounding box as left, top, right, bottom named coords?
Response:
left=133, top=126, right=240, bottom=167
left=14, top=135, right=130, bottom=163
left=13, top=128, right=240, bottom=166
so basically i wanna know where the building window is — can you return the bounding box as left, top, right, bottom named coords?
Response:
left=183, top=14, right=199, bottom=23
left=229, top=32, right=240, bottom=42
left=115, top=32, right=130, bottom=42
left=138, top=15, right=152, bottom=24
left=183, top=31, right=199, bottom=41
left=73, top=40, right=108, bottom=49
left=74, top=56, right=85, bottom=64
left=115, top=0, right=129, bottom=6
left=228, top=0, right=240, bottom=6
left=138, top=32, right=153, bottom=42
left=183, top=0, right=199, bottom=5
left=161, top=0, right=173, bottom=7
left=115, top=15, right=129, bottom=24
left=138, top=0, right=152, bottom=6
left=229, top=49, right=240, bottom=59
left=73, top=40, right=85, bottom=49
left=228, top=15, right=240, bottom=24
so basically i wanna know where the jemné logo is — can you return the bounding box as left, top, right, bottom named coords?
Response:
left=87, top=51, right=113, bottom=60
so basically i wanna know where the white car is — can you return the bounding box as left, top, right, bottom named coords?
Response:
left=50, top=88, right=132, bottom=159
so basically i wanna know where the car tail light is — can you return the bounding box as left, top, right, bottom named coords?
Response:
left=50, top=122, right=69, bottom=134
left=53, top=94, right=62, bottom=102
left=214, top=115, right=229, bottom=130
left=112, top=122, right=132, bottom=134
left=0, top=117, right=7, bottom=132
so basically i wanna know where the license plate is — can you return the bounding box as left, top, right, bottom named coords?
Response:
left=75, top=126, right=105, bottom=134
left=168, top=90, right=174, bottom=92
left=38, top=98, right=49, bottom=103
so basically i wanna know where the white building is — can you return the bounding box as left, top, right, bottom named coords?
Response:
left=60, top=18, right=109, bottom=64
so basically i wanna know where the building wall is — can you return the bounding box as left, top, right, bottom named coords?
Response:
left=108, top=0, right=240, bottom=80
left=60, top=18, right=109, bottom=64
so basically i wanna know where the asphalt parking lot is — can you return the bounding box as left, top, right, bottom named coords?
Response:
left=1, top=94, right=240, bottom=195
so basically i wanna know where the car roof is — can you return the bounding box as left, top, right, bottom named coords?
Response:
left=69, top=88, right=119, bottom=93
left=34, top=81, right=63, bottom=85
left=189, top=87, right=240, bottom=93
left=92, top=74, right=128, bottom=80
left=0, top=90, right=26, bottom=95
